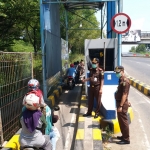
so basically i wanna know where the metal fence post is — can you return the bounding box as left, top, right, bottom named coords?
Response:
left=0, top=109, right=4, bottom=145
left=30, top=52, right=33, bottom=79
left=118, top=0, right=122, bottom=66
left=40, top=0, right=47, bottom=100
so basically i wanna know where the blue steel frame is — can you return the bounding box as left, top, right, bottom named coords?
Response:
left=40, top=0, right=47, bottom=99
left=43, top=0, right=117, bottom=3
left=40, top=0, right=122, bottom=99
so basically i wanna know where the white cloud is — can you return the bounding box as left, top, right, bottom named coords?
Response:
left=130, top=18, right=145, bottom=30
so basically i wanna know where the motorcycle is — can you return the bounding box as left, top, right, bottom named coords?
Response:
left=67, top=76, right=75, bottom=90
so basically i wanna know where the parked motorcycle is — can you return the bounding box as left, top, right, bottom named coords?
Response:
left=67, top=76, right=75, bottom=90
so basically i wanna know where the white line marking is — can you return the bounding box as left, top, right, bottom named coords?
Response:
left=147, top=64, right=150, bottom=67
left=132, top=106, right=150, bottom=149
left=124, top=70, right=129, bottom=76
left=136, top=62, right=140, bottom=64
left=132, top=87, right=150, bottom=104
left=143, top=97, right=150, bottom=104
left=135, top=91, right=143, bottom=97
left=64, top=89, right=80, bottom=150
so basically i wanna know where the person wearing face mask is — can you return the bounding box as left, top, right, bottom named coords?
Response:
left=114, top=66, right=130, bottom=145
left=82, top=58, right=104, bottom=118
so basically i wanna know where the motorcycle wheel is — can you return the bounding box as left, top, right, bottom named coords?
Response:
left=69, top=82, right=73, bottom=90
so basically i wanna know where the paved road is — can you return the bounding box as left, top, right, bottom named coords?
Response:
left=55, top=84, right=82, bottom=150
left=108, top=57, right=150, bottom=150
left=109, top=86, right=150, bottom=150
left=122, top=57, right=150, bottom=85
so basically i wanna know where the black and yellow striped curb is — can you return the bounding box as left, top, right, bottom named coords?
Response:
left=126, top=76, right=150, bottom=96
left=3, top=135, right=19, bottom=150
left=48, top=85, right=63, bottom=107
left=74, top=92, right=103, bottom=150
left=74, top=84, right=134, bottom=150
left=3, top=85, right=63, bottom=150
left=100, top=107, right=134, bottom=134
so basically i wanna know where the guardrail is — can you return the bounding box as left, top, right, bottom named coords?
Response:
left=127, top=76, right=150, bottom=96
left=122, top=53, right=150, bottom=57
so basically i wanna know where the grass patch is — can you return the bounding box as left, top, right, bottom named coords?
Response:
left=10, top=40, right=34, bottom=52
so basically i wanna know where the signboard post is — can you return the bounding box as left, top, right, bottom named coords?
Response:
left=111, top=13, right=131, bottom=34
left=110, top=13, right=131, bottom=66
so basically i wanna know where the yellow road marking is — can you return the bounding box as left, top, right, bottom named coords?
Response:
left=93, top=129, right=102, bottom=140
left=76, top=129, right=84, bottom=140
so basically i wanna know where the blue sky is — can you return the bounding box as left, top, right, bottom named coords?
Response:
left=123, top=0, right=150, bottom=31
left=96, top=0, right=150, bottom=52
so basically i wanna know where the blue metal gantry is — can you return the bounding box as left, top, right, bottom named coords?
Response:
left=40, top=0, right=122, bottom=99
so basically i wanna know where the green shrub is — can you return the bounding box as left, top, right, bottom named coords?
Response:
left=69, top=53, right=84, bottom=63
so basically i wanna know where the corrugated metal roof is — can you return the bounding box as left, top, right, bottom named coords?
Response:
left=64, top=2, right=104, bottom=10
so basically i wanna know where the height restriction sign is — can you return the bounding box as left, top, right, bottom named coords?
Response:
left=110, top=13, right=131, bottom=34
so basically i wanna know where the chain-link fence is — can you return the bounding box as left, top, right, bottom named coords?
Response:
left=0, top=52, right=32, bottom=144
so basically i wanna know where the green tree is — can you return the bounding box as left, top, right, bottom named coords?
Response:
left=0, top=0, right=40, bottom=52
left=60, top=7, right=103, bottom=54
left=129, top=46, right=136, bottom=52
left=136, top=44, right=146, bottom=53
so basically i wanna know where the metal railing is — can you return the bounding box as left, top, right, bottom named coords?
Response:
left=141, top=31, right=150, bottom=39
left=0, top=52, right=32, bottom=144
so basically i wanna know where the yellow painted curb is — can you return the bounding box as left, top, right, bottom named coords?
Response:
left=133, top=81, right=136, bottom=87
left=57, top=86, right=62, bottom=94
left=129, top=78, right=135, bottom=85
left=143, top=86, right=150, bottom=95
left=93, top=129, right=102, bottom=140
left=138, top=84, right=142, bottom=91
left=144, top=87, right=148, bottom=95
left=78, top=115, right=85, bottom=122
left=4, top=134, right=20, bottom=150
left=76, top=129, right=84, bottom=140
left=48, top=95, right=55, bottom=106
left=80, top=103, right=86, bottom=108
left=100, top=107, right=134, bottom=134
left=53, top=89, right=59, bottom=98
left=112, top=119, right=120, bottom=134
left=128, top=107, right=134, bottom=121
left=81, top=95, right=87, bottom=101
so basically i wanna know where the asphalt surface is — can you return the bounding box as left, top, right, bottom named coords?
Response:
left=107, top=57, right=150, bottom=150
left=122, top=57, right=150, bottom=85
left=108, top=86, right=150, bottom=150
left=55, top=84, right=82, bottom=150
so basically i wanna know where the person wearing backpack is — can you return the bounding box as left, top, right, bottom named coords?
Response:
left=19, top=92, right=52, bottom=150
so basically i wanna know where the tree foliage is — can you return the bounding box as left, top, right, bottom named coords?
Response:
left=0, top=0, right=40, bottom=52
left=129, top=44, right=146, bottom=53
left=136, top=44, right=146, bottom=53
left=60, top=6, right=102, bottom=54
left=129, top=46, right=136, bottom=52
left=0, top=2, right=102, bottom=54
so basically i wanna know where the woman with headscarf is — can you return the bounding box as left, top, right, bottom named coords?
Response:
left=19, top=93, right=52, bottom=150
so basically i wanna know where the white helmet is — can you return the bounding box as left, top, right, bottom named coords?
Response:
left=28, top=79, right=39, bottom=90
left=23, top=93, right=40, bottom=110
